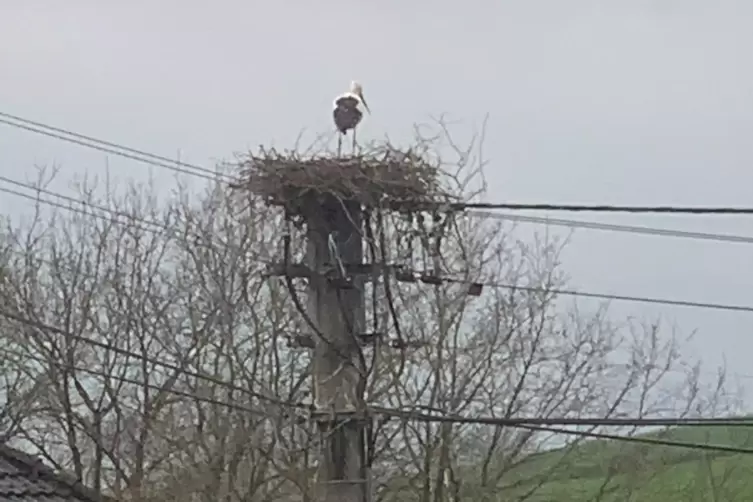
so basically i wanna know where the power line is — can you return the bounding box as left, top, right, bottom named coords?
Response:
left=373, top=408, right=753, bottom=454
left=454, top=202, right=753, bottom=215
left=0, top=183, right=275, bottom=296
left=425, top=274, right=753, bottom=313
left=0, top=184, right=188, bottom=284
left=10, top=113, right=753, bottom=458
left=0, top=306, right=309, bottom=411
left=0, top=115, right=229, bottom=183
left=6, top=110, right=752, bottom=218
left=0, top=175, right=169, bottom=234
left=20, top=311, right=739, bottom=431
left=8, top=336, right=752, bottom=433
left=515, top=423, right=753, bottom=455
left=6, top=349, right=752, bottom=456
left=485, top=280, right=753, bottom=313
left=14, top=229, right=749, bottom=385
left=0, top=183, right=152, bottom=230
left=0, top=348, right=277, bottom=419
left=5, top=178, right=751, bottom=316
left=468, top=210, right=753, bottom=245
left=2, top=308, right=752, bottom=455
left=5, top=307, right=740, bottom=428
left=0, top=178, right=275, bottom=269
left=0, top=111, right=219, bottom=178
left=372, top=408, right=753, bottom=428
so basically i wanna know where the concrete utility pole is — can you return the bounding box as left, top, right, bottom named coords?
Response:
left=241, top=146, right=458, bottom=502
left=304, top=197, right=370, bottom=502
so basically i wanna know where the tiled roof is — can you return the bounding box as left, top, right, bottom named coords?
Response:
left=0, top=443, right=106, bottom=502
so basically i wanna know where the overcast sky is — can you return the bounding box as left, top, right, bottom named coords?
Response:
left=2, top=1, right=753, bottom=402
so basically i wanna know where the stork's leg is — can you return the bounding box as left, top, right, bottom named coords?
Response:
left=352, top=127, right=357, bottom=154
left=337, top=134, right=342, bottom=157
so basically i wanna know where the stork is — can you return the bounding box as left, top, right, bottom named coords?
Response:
left=333, top=80, right=370, bottom=156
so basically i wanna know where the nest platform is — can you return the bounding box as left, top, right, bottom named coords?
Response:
left=231, top=146, right=454, bottom=214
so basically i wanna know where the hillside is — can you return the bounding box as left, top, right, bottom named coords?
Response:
left=499, top=424, right=753, bottom=501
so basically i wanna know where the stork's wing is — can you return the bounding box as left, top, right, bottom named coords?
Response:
left=333, top=107, right=362, bottom=133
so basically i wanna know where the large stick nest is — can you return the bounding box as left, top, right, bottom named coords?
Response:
left=231, top=145, right=456, bottom=212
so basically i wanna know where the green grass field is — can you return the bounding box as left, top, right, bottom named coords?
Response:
left=496, top=424, right=753, bottom=501
left=384, top=424, right=753, bottom=500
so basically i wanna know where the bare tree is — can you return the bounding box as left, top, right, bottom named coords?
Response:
left=0, top=123, right=742, bottom=502
left=358, top=123, right=739, bottom=502
left=0, top=167, right=315, bottom=501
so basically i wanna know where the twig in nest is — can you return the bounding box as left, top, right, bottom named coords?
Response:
left=231, top=145, right=457, bottom=212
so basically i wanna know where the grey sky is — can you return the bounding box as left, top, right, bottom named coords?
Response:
left=2, top=2, right=753, bottom=397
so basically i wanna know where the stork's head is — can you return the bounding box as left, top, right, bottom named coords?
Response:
left=350, top=80, right=370, bottom=114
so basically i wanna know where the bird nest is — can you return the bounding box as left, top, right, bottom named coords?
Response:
left=231, top=145, right=455, bottom=213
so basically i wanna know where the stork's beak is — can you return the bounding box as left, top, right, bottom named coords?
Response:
left=358, top=92, right=371, bottom=114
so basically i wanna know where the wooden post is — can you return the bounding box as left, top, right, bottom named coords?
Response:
left=304, top=197, right=369, bottom=502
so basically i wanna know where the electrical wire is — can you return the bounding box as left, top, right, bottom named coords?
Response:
left=5, top=178, right=753, bottom=317
left=0, top=176, right=272, bottom=263
left=408, top=272, right=753, bottom=314
left=369, top=408, right=753, bottom=428
left=4, top=303, right=745, bottom=431
left=370, top=408, right=753, bottom=454
left=0, top=115, right=229, bottom=183
left=0, top=348, right=275, bottom=418
left=10, top=346, right=753, bottom=456
left=0, top=176, right=276, bottom=269
left=468, top=210, right=753, bottom=245
left=2, top=308, right=753, bottom=455
left=8, top=110, right=753, bottom=246
left=7, top=110, right=753, bottom=217
left=0, top=111, right=221, bottom=177
left=454, top=202, right=753, bottom=215
left=0, top=184, right=192, bottom=286
left=0, top=175, right=168, bottom=234
left=481, top=280, right=753, bottom=313
left=514, top=423, right=753, bottom=455
left=0, top=184, right=178, bottom=280
left=7, top=176, right=753, bottom=316
left=0, top=184, right=164, bottom=241
left=9, top=109, right=753, bottom=217
left=9, top=111, right=753, bottom=455
left=3, top=305, right=750, bottom=433
left=0, top=306, right=311, bottom=411
left=5, top=339, right=753, bottom=457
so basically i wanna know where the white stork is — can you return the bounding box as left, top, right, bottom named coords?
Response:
left=333, top=80, right=370, bottom=156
